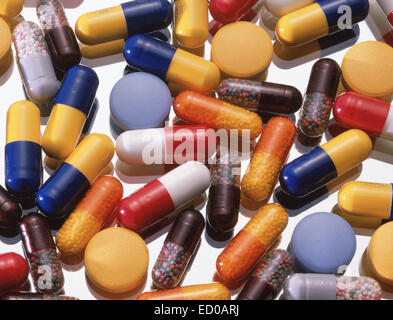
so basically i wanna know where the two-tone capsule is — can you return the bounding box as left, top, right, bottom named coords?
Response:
left=276, top=0, right=369, bottom=46
left=279, top=129, right=372, bottom=198
left=37, top=0, right=82, bottom=72
left=12, top=21, right=60, bottom=104
left=209, top=0, right=259, bottom=24
left=124, top=34, right=220, bottom=92
left=174, top=91, right=263, bottom=139
left=76, top=0, right=173, bottom=45
left=0, top=252, right=29, bottom=293
left=297, top=59, right=341, bottom=142
left=216, top=204, right=288, bottom=283
left=137, top=283, right=231, bottom=300
left=265, top=0, right=314, bottom=17
left=0, top=185, right=22, bottom=232
left=19, top=213, right=64, bottom=294
left=56, top=176, right=123, bottom=258
left=5, top=101, right=42, bottom=205
left=152, top=209, right=205, bottom=289
left=116, top=125, right=217, bottom=165
left=284, top=274, right=381, bottom=300
left=377, top=0, right=393, bottom=26
left=237, top=249, right=294, bottom=300
left=37, top=134, right=114, bottom=220
left=1, top=292, right=79, bottom=300
left=42, top=65, right=99, bottom=160
left=242, top=117, right=296, bottom=202
left=117, top=161, right=210, bottom=234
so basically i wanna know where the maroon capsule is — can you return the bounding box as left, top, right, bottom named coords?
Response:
left=1, top=292, right=79, bottom=300
left=0, top=185, right=22, bottom=232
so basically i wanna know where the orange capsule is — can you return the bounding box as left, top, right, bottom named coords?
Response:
left=173, top=90, right=263, bottom=140
left=137, top=283, right=230, bottom=300
left=56, top=176, right=123, bottom=257
left=216, top=203, right=288, bottom=283
left=241, top=117, right=296, bottom=201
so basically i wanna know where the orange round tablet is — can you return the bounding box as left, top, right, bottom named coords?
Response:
left=84, top=227, right=149, bottom=294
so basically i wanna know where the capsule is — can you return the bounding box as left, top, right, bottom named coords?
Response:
left=265, top=0, right=314, bottom=17
left=284, top=274, right=382, bottom=300
left=0, top=253, right=29, bottom=293
left=0, top=17, right=12, bottom=76
left=37, top=0, right=82, bottom=71
left=369, top=0, right=393, bottom=48
left=12, top=21, right=60, bottom=104
left=5, top=101, right=42, bottom=204
left=152, top=209, right=205, bottom=289
left=0, top=185, right=22, bottom=231
left=237, top=249, right=293, bottom=300
left=377, top=0, right=393, bottom=26
left=217, top=79, right=303, bottom=115
left=36, top=134, right=114, bottom=220
left=206, top=149, right=240, bottom=241
left=276, top=0, right=369, bottom=46
left=116, top=125, right=217, bottom=165
left=242, top=117, right=296, bottom=202
left=117, top=161, right=210, bottom=234
left=56, top=176, right=123, bottom=258
left=75, top=0, right=173, bottom=45
left=1, top=292, right=79, bottom=300
left=19, top=213, right=64, bottom=294
left=124, top=34, right=220, bottom=92
left=216, top=203, right=288, bottom=283
left=42, top=66, right=99, bottom=160
left=137, top=283, right=230, bottom=300
left=209, top=0, right=259, bottom=24
left=0, top=0, right=23, bottom=19
left=297, top=59, right=341, bottom=140
left=174, top=91, right=263, bottom=139
left=279, top=129, right=372, bottom=198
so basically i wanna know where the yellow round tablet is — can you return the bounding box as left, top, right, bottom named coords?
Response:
left=0, top=18, right=11, bottom=76
left=342, top=41, right=393, bottom=98
left=367, top=221, right=393, bottom=286
left=211, top=21, right=273, bottom=79
left=0, top=0, right=23, bottom=19
left=84, top=227, right=149, bottom=294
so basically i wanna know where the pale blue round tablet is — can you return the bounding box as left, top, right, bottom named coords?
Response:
left=290, top=212, right=356, bottom=274
left=110, top=72, right=171, bottom=131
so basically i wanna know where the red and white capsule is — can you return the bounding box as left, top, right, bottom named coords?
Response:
left=377, top=0, right=393, bottom=26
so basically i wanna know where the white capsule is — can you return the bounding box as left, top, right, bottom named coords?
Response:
left=264, top=0, right=314, bottom=17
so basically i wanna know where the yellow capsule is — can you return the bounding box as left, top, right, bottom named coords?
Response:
left=0, top=0, right=23, bottom=19
left=80, top=39, right=125, bottom=59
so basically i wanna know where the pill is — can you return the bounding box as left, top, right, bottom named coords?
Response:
left=137, top=283, right=230, bottom=300
left=0, top=0, right=23, bottom=19
left=0, top=185, right=22, bottom=231
left=12, top=21, right=60, bottom=104
left=0, top=17, right=12, bottom=76
left=174, top=91, right=263, bottom=139
left=1, top=292, right=79, bottom=300
left=217, top=79, right=302, bottom=115
left=5, top=101, right=42, bottom=203
left=84, top=227, right=149, bottom=294
left=332, top=204, right=384, bottom=230
left=284, top=274, right=381, bottom=300
left=237, top=249, right=293, bottom=300
left=56, top=176, right=124, bottom=258
left=209, top=0, right=259, bottom=24
left=152, top=209, right=205, bottom=289
left=368, top=0, right=393, bottom=48
left=19, top=213, right=65, bottom=294
left=216, top=203, right=288, bottom=283
left=116, top=125, right=216, bottom=165
left=42, top=65, right=99, bottom=160
left=123, top=34, right=220, bottom=92
left=265, top=0, right=314, bottom=17
left=117, top=161, right=210, bottom=234
left=290, top=212, right=356, bottom=274
left=37, top=0, right=82, bottom=72
left=36, top=133, right=114, bottom=220
left=206, top=149, right=240, bottom=241
left=297, top=59, right=341, bottom=140
left=242, top=117, right=296, bottom=202
left=279, top=129, right=372, bottom=197
left=377, top=0, right=393, bottom=26
left=276, top=0, right=369, bottom=46
left=0, top=252, right=29, bottom=293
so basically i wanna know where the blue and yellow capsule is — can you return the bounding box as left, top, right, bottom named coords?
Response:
left=124, top=34, right=221, bottom=92
left=276, top=0, right=369, bottom=46
left=279, top=129, right=372, bottom=198
left=75, top=0, right=173, bottom=45
left=5, top=101, right=42, bottom=202
left=36, top=133, right=114, bottom=219
left=42, top=65, right=99, bottom=160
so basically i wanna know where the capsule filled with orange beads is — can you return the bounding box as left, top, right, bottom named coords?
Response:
left=173, top=91, right=263, bottom=140
left=241, top=117, right=296, bottom=202
left=216, top=203, right=288, bottom=283
left=137, top=283, right=230, bottom=300
left=55, top=176, right=123, bottom=258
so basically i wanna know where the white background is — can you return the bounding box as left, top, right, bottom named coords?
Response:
left=1, top=0, right=393, bottom=300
